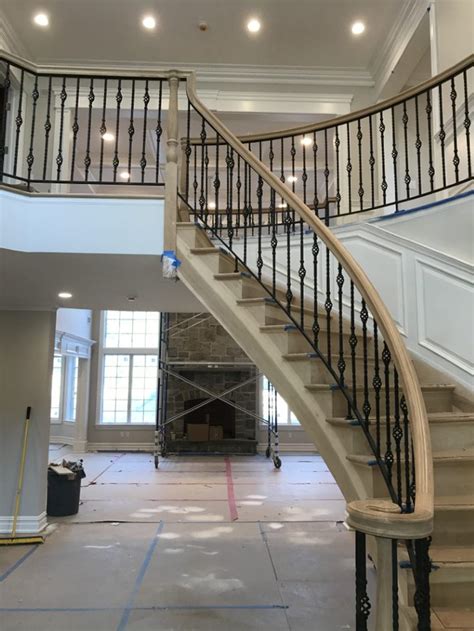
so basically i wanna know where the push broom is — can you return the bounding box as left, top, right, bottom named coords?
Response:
left=0, top=407, right=44, bottom=545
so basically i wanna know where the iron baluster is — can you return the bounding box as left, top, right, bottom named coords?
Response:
left=204, top=142, right=209, bottom=225
left=312, top=233, right=320, bottom=350
left=248, top=143, right=254, bottom=237
left=415, top=95, right=423, bottom=195
left=463, top=69, right=471, bottom=178
left=335, top=126, right=341, bottom=215
left=155, top=80, right=163, bottom=184
left=140, top=79, right=150, bottom=182
left=414, top=537, right=432, bottom=631
left=13, top=68, right=24, bottom=178
left=313, top=131, right=319, bottom=215
left=392, top=539, right=399, bottom=631
left=0, top=62, right=10, bottom=180
left=285, top=203, right=293, bottom=313
left=345, top=124, right=352, bottom=214
left=42, top=76, right=52, bottom=181
left=393, top=369, right=403, bottom=506
left=298, top=193, right=306, bottom=330
left=302, top=134, right=308, bottom=204
left=193, top=144, right=198, bottom=213
left=199, top=118, right=207, bottom=217
left=236, top=153, right=242, bottom=236
left=55, top=77, right=67, bottom=181
left=438, top=84, right=447, bottom=188
left=368, top=116, right=375, bottom=208
left=324, top=129, right=330, bottom=219
left=355, top=531, right=371, bottom=631
left=270, top=188, right=278, bottom=296
left=290, top=135, right=296, bottom=228
left=257, top=143, right=264, bottom=279
left=84, top=78, right=94, bottom=181
left=426, top=89, right=435, bottom=190
left=402, top=101, right=411, bottom=198
left=360, top=299, right=371, bottom=428
left=98, top=78, right=108, bottom=181
left=357, top=119, right=364, bottom=210
left=336, top=264, right=346, bottom=387
left=382, top=342, right=394, bottom=484
left=227, top=147, right=235, bottom=267
left=127, top=79, right=136, bottom=182
left=185, top=100, right=191, bottom=201
left=400, top=395, right=412, bottom=512
left=214, top=134, right=220, bottom=232
left=26, top=75, right=40, bottom=186
left=69, top=77, right=80, bottom=183
left=112, top=79, right=122, bottom=182
left=379, top=111, right=387, bottom=205
left=324, top=239, right=333, bottom=368
left=391, top=106, right=399, bottom=210
left=450, top=77, right=460, bottom=182
left=349, top=280, right=358, bottom=415
left=372, top=321, right=382, bottom=457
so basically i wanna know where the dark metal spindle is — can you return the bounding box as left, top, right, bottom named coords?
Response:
left=368, top=116, right=375, bottom=208
left=112, top=79, right=122, bottom=182
left=426, top=90, right=435, bottom=190
left=313, top=132, right=319, bottom=215
left=357, top=119, right=364, bottom=210
left=379, top=111, right=387, bottom=205
left=415, top=95, right=423, bottom=195
left=345, top=124, right=352, bottom=214
left=391, top=106, right=399, bottom=210
left=372, top=321, right=382, bottom=457
left=349, top=281, right=358, bottom=413
left=26, top=75, right=40, bottom=185
left=140, top=80, right=149, bottom=182
left=360, top=299, right=371, bottom=428
left=336, top=264, right=346, bottom=387
left=335, top=127, right=341, bottom=215
left=184, top=100, right=191, bottom=200
left=324, top=129, right=330, bottom=219
left=127, top=79, right=136, bottom=181
left=155, top=80, right=163, bottom=184
left=355, top=531, right=371, bottom=631
left=84, top=78, right=94, bottom=181
left=13, top=68, right=24, bottom=178
left=42, top=76, right=52, bottom=181
left=69, top=77, right=80, bottom=183
left=312, top=233, right=320, bottom=349
left=463, top=69, right=471, bottom=178
left=402, top=101, right=411, bottom=198
left=98, top=79, right=108, bottom=181
left=450, top=77, right=460, bottom=182
left=438, top=84, right=447, bottom=188
left=393, top=369, right=403, bottom=505
left=0, top=62, right=11, bottom=180
left=382, top=342, right=393, bottom=482
left=55, top=77, right=67, bottom=181
left=257, top=144, right=264, bottom=279
left=400, top=395, right=412, bottom=512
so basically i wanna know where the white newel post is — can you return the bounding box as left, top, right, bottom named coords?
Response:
left=164, top=74, right=180, bottom=255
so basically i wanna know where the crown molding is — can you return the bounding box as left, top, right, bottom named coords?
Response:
left=370, top=0, right=430, bottom=99
left=0, top=8, right=30, bottom=59
left=34, top=57, right=374, bottom=88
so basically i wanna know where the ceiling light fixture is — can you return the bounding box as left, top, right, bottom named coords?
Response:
left=301, top=137, right=312, bottom=146
left=33, top=13, right=49, bottom=27
left=142, top=15, right=156, bottom=30
left=120, top=171, right=130, bottom=180
left=287, top=175, right=298, bottom=183
left=102, top=132, right=114, bottom=142
left=247, top=18, right=261, bottom=33
left=58, top=292, right=72, bottom=299
left=351, top=21, right=365, bottom=35
left=208, top=201, right=217, bottom=210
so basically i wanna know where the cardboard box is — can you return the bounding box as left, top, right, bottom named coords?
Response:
left=209, top=425, right=224, bottom=440
left=187, top=423, right=209, bottom=441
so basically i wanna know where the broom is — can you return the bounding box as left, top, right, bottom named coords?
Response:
left=0, top=407, right=44, bottom=545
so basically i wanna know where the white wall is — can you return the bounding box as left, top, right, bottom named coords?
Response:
left=430, top=0, right=474, bottom=73
left=0, top=189, right=164, bottom=255
left=56, top=308, right=92, bottom=339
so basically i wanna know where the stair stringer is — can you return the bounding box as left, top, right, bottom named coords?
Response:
left=177, top=225, right=369, bottom=504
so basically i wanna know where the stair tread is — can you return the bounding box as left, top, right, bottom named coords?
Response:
left=434, top=495, right=474, bottom=509
left=327, top=413, right=474, bottom=426
left=283, top=352, right=370, bottom=362
left=214, top=272, right=252, bottom=280
left=305, top=383, right=456, bottom=392
left=347, top=448, right=474, bottom=465
left=433, top=607, right=474, bottom=629
left=430, top=546, right=474, bottom=564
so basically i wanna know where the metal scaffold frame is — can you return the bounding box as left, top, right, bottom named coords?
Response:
left=154, top=312, right=283, bottom=469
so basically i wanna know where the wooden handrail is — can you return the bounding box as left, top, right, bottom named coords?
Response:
left=186, top=75, right=434, bottom=535
left=186, top=55, right=473, bottom=145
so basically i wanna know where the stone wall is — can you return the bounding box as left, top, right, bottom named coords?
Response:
left=165, top=313, right=257, bottom=441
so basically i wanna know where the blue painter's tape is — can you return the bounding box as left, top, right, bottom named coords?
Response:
left=116, top=521, right=165, bottom=631
left=370, top=190, right=474, bottom=224
left=284, top=324, right=297, bottom=331
left=0, top=604, right=289, bottom=613
left=0, top=544, right=39, bottom=582
left=367, top=459, right=378, bottom=466
left=307, top=353, right=318, bottom=358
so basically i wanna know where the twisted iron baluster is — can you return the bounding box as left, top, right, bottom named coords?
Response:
left=313, top=132, right=319, bottom=215
left=26, top=75, right=40, bottom=186
left=199, top=117, right=206, bottom=217
left=257, top=143, right=264, bottom=279
left=236, top=154, right=242, bottom=236
left=324, top=238, right=333, bottom=369
left=184, top=100, right=191, bottom=201
left=391, top=106, right=399, bottom=210
left=463, top=69, right=471, bottom=178
left=336, top=264, right=346, bottom=389
left=379, top=111, right=387, bottom=205
left=393, top=369, right=403, bottom=506
left=140, top=79, right=149, bottom=182
left=84, top=78, right=94, bottom=181
left=290, top=136, right=296, bottom=228
left=302, top=135, right=308, bottom=205
left=55, top=77, right=67, bottom=181
left=438, top=84, right=447, bottom=188
left=355, top=531, right=371, bottom=631
left=204, top=143, right=209, bottom=226
left=360, top=300, right=371, bottom=429
left=112, top=79, right=122, bottom=182
left=414, top=537, right=432, bottom=631
left=98, top=79, right=108, bottom=181
left=270, top=188, right=278, bottom=296
left=298, top=195, right=306, bottom=330
left=243, top=154, right=249, bottom=264
left=42, top=76, right=52, bottom=181
left=214, top=134, right=220, bottom=232
left=312, top=232, right=320, bottom=350
left=13, top=68, right=24, bottom=178
left=357, top=119, right=364, bottom=210
left=324, top=129, right=330, bottom=218
left=193, top=144, right=198, bottom=213
left=335, top=126, right=341, bottom=215
left=345, top=124, right=352, bottom=214
left=382, top=342, right=393, bottom=483
left=349, top=281, right=358, bottom=415
left=450, top=77, right=460, bottom=182
left=426, top=90, right=435, bottom=190
left=372, top=321, right=382, bottom=457
left=127, top=79, right=136, bottom=182
left=155, top=80, right=163, bottom=184
left=400, top=395, right=412, bottom=512
left=368, top=116, right=375, bottom=209
left=285, top=202, right=293, bottom=313
left=402, top=101, right=411, bottom=198
left=415, top=95, right=422, bottom=195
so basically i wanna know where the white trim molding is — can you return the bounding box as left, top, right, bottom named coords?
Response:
left=87, top=442, right=153, bottom=452
left=0, top=511, right=47, bottom=535
left=0, top=8, right=30, bottom=59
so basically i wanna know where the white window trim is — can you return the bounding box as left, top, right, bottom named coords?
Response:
left=50, top=354, right=79, bottom=424
left=96, top=312, right=159, bottom=427
left=259, top=376, right=302, bottom=428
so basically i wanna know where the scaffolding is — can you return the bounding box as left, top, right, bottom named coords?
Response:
left=154, top=312, right=281, bottom=469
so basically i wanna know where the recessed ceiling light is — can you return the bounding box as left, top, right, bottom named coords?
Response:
left=33, top=13, right=49, bottom=27
left=301, top=137, right=312, bottom=146
left=247, top=18, right=261, bottom=33
left=120, top=171, right=130, bottom=180
left=287, top=175, right=298, bottom=183
left=142, top=15, right=156, bottom=30
left=277, top=202, right=287, bottom=208
left=208, top=201, right=216, bottom=210
left=58, top=292, right=72, bottom=299
left=351, top=21, right=365, bottom=35
left=102, top=132, right=114, bottom=142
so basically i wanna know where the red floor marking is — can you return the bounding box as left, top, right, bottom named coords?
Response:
left=225, top=457, right=239, bottom=522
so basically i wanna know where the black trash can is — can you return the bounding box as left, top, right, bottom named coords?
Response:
left=47, top=466, right=85, bottom=516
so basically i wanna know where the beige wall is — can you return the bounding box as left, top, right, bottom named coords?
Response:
left=431, top=0, right=474, bottom=73
left=0, top=310, right=55, bottom=532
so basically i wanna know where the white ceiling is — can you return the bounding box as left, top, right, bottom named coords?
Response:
left=1, top=0, right=410, bottom=73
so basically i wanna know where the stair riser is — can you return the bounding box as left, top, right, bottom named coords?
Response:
left=333, top=421, right=474, bottom=454
left=177, top=225, right=210, bottom=248
left=222, top=278, right=268, bottom=300
left=356, top=460, right=474, bottom=499
left=402, top=568, right=474, bottom=608
left=289, top=355, right=377, bottom=386
left=201, top=252, right=238, bottom=274
left=433, top=508, right=474, bottom=546
left=321, top=388, right=454, bottom=417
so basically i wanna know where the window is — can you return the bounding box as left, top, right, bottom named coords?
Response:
left=50, top=354, right=79, bottom=422
left=99, top=311, right=160, bottom=424
left=261, top=376, right=300, bottom=426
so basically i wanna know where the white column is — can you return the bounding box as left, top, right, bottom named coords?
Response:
left=73, top=357, right=91, bottom=453
left=164, top=75, right=180, bottom=253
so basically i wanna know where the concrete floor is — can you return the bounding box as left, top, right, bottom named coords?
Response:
left=0, top=449, right=369, bottom=631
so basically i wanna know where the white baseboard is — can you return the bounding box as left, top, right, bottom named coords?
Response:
left=257, top=443, right=318, bottom=454
left=0, top=511, right=47, bottom=535
left=87, top=442, right=154, bottom=452
left=49, top=435, right=74, bottom=446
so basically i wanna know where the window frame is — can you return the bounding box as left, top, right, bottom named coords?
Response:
left=50, top=354, right=79, bottom=424
left=97, top=311, right=160, bottom=427
left=259, top=376, right=302, bottom=428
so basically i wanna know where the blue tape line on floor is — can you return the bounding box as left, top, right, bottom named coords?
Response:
left=0, top=605, right=288, bottom=613
left=0, top=544, right=40, bottom=582
left=116, top=520, right=165, bottom=631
